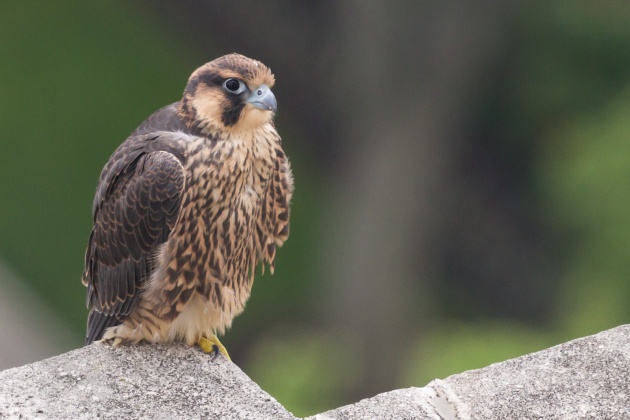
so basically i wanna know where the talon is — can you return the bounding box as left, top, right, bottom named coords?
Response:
left=198, top=335, right=231, bottom=361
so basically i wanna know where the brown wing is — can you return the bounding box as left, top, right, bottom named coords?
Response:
left=83, top=147, right=185, bottom=344
left=258, top=147, right=293, bottom=272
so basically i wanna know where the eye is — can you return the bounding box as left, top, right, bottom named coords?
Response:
left=223, top=78, right=246, bottom=94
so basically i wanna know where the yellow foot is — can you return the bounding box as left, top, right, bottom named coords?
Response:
left=198, top=335, right=231, bottom=361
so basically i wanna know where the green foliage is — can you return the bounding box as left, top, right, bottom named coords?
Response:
left=3, top=1, right=630, bottom=416
left=401, top=3, right=630, bottom=392
left=539, top=89, right=630, bottom=336
left=244, top=328, right=361, bottom=417
left=401, top=321, right=551, bottom=387
left=0, top=2, right=201, bottom=331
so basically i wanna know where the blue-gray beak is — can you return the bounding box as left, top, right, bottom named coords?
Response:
left=246, top=84, right=277, bottom=113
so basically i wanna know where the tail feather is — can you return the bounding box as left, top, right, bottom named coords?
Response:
left=86, top=310, right=122, bottom=345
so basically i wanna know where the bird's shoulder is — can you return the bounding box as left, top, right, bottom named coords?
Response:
left=129, top=102, right=190, bottom=137
left=92, top=102, right=208, bottom=211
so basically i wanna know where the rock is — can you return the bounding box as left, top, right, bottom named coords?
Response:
left=313, top=325, right=630, bottom=419
left=0, top=342, right=295, bottom=420
left=445, top=324, right=630, bottom=419
left=2, top=325, right=629, bottom=419
left=308, top=382, right=466, bottom=420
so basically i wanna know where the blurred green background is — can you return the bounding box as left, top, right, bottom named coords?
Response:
left=2, top=1, right=630, bottom=417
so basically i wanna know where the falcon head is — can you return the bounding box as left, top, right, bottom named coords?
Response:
left=180, top=53, right=277, bottom=133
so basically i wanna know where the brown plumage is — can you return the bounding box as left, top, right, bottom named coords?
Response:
left=82, top=54, right=293, bottom=348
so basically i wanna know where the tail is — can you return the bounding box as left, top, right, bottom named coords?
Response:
left=85, top=310, right=122, bottom=345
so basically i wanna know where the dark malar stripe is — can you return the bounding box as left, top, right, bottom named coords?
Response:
left=221, top=102, right=245, bottom=127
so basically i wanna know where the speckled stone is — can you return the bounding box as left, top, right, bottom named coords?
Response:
left=446, top=324, right=630, bottom=419
left=0, top=342, right=295, bottom=420
left=2, top=325, right=630, bottom=419
left=312, top=325, right=630, bottom=420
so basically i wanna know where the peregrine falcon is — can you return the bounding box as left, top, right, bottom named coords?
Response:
left=82, top=54, right=293, bottom=359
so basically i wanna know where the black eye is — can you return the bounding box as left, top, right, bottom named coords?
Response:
left=223, top=78, right=246, bottom=94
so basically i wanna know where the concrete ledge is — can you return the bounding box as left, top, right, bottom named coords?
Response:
left=0, top=343, right=295, bottom=420
left=445, top=323, right=630, bottom=419
left=1, top=325, right=629, bottom=419
left=313, top=325, right=630, bottom=419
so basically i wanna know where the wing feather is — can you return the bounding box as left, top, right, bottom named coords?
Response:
left=257, top=147, right=293, bottom=271
left=83, top=147, right=185, bottom=344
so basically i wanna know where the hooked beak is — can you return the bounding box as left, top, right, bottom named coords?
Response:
left=246, top=84, right=277, bottom=113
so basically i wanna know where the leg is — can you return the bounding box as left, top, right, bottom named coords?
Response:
left=198, top=334, right=231, bottom=361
